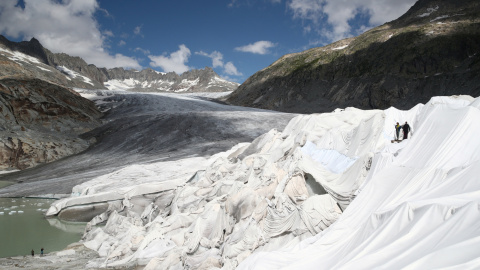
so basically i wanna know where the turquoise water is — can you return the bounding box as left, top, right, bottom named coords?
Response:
left=0, top=198, right=85, bottom=258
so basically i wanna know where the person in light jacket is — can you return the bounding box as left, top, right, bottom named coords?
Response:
left=395, top=122, right=401, bottom=140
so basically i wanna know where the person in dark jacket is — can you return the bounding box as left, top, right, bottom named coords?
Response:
left=403, top=122, right=411, bottom=139
left=31, top=249, right=34, bottom=257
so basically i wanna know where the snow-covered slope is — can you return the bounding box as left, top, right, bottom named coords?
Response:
left=40, top=93, right=480, bottom=268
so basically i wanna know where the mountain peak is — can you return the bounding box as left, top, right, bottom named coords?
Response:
left=391, top=0, right=479, bottom=28
left=0, top=35, right=49, bottom=65
left=29, top=37, right=41, bottom=46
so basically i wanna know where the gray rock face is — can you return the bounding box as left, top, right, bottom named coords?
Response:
left=226, top=0, right=480, bottom=113
left=0, top=76, right=102, bottom=170
left=0, top=40, right=95, bottom=89
left=0, top=36, right=239, bottom=93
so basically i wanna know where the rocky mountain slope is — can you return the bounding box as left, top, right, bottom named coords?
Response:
left=0, top=35, right=239, bottom=93
left=226, top=0, right=480, bottom=113
left=0, top=76, right=102, bottom=170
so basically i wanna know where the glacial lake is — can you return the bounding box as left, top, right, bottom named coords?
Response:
left=0, top=197, right=85, bottom=258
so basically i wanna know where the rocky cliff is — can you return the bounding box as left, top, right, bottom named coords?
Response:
left=0, top=76, right=102, bottom=170
left=226, top=0, right=480, bottom=113
left=0, top=36, right=99, bottom=89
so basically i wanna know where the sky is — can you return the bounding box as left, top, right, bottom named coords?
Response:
left=0, top=0, right=417, bottom=83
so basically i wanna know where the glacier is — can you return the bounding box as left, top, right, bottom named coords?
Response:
left=38, top=92, right=480, bottom=269
left=238, top=96, right=480, bottom=269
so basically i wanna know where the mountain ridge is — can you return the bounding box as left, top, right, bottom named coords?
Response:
left=0, top=35, right=239, bottom=93
left=226, top=0, right=480, bottom=113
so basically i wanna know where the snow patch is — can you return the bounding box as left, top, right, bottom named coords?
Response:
left=104, top=78, right=176, bottom=91
left=0, top=47, right=42, bottom=65
left=430, top=15, right=450, bottom=22
left=208, top=76, right=239, bottom=88
left=332, top=45, right=348, bottom=50
left=175, top=78, right=199, bottom=92
left=0, top=169, right=20, bottom=175
left=56, top=66, right=94, bottom=86
left=431, top=13, right=466, bottom=22
left=418, top=5, right=439, bottom=17
left=36, top=66, right=51, bottom=72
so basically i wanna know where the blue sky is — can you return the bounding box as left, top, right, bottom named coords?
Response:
left=0, top=0, right=416, bottom=83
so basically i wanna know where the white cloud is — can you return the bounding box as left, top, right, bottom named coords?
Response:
left=235, top=41, right=276, bottom=55
left=134, top=25, right=143, bottom=36
left=224, top=62, right=242, bottom=76
left=134, top=47, right=151, bottom=55
left=0, top=0, right=140, bottom=69
left=148, top=44, right=192, bottom=74
left=196, top=51, right=224, bottom=68
left=104, top=30, right=114, bottom=37
left=288, top=0, right=324, bottom=23
left=288, top=0, right=417, bottom=42
left=118, top=40, right=126, bottom=46
left=196, top=50, right=242, bottom=76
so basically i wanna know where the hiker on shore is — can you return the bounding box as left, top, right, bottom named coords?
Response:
left=403, top=121, right=411, bottom=139
left=395, top=122, right=401, bottom=140
left=31, top=249, right=34, bottom=257
left=41, top=248, right=44, bottom=256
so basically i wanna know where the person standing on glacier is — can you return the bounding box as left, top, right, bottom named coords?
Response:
left=402, top=122, right=411, bottom=139
left=395, top=122, right=401, bottom=140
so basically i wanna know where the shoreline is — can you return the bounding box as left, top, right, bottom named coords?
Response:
left=0, top=243, right=99, bottom=270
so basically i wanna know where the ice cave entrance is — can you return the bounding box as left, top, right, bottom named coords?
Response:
left=305, top=173, right=327, bottom=196
left=0, top=198, right=85, bottom=258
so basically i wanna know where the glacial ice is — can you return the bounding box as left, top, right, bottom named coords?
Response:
left=45, top=94, right=480, bottom=269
